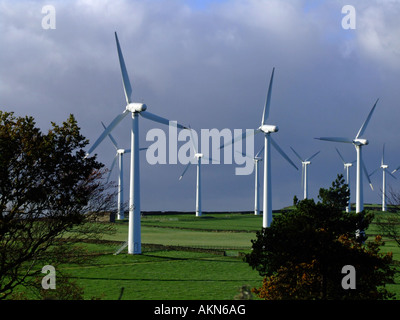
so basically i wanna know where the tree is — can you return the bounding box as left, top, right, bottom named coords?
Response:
left=0, top=112, right=116, bottom=299
left=245, top=175, right=396, bottom=300
left=376, top=187, right=400, bottom=248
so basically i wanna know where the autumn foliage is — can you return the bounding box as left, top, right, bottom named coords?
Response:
left=246, top=175, right=396, bottom=300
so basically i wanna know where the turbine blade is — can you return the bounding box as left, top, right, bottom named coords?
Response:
left=388, top=170, right=397, bottom=180
left=115, top=32, right=132, bottom=105
left=305, top=150, right=320, bottom=162
left=179, top=162, right=192, bottom=180
left=203, top=155, right=219, bottom=164
left=140, top=111, right=188, bottom=130
left=261, top=67, right=275, bottom=125
left=255, top=145, right=265, bottom=158
left=188, top=126, right=198, bottom=154
left=235, top=150, right=254, bottom=160
left=362, top=160, right=374, bottom=190
left=220, top=129, right=260, bottom=149
left=106, top=154, right=118, bottom=183
left=270, top=137, right=298, bottom=170
left=335, top=147, right=346, bottom=164
left=381, top=143, right=385, bottom=166
left=290, top=146, right=304, bottom=162
left=101, top=121, right=119, bottom=150
left=392, top=166, right=400, bottom=174
left=315, top=137, right=353, bottom=143
left=87, top=109, right=129, bottom=156
left=356, top=98, right=379, bottom=139
left=368, top=168, right=378, bottom=178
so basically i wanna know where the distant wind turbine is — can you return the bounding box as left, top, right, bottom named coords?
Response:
left=86, top=32, right=188, bottom=254
left=335, top=147, right=355, bottom=212
left=101, top=121, right=130, bottom=220
left=290, top=147, right=320, bottom=199
left=101, top=121, right=147, bottom=220
left=376, top=144, right=397, bottom=211
left=178, top=127, right=214, bottom=217
left=237, top=146, right=264, bottom=215
left=315, top=98, right=379, bottom=213
left=221, top=68, right=298, bottom=228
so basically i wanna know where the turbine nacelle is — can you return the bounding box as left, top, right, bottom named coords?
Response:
left=117, top=149, right=126, bottom=154
left=303, top=161, right=311, bottom=165
left=381, top=164, right=388, bottom=169
left=259, top=124, right=279, bottom=134
left=126, top=102, right=147, bottom=113
left=353, top=138, right=368, bottom=146
left=195, top=153, right=203, bottom=159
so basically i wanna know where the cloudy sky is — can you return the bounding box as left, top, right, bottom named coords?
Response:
left=1, top=0, right=400, bottom=213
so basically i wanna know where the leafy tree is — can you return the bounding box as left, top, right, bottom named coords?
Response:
left=318, top=174, right=349, bottom=210
left=0, top=112, right=116, bottom=299
left=245, top=175, right=396, bottom=300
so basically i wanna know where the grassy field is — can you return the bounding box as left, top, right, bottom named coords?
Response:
left=67, top=212, right=264, bottom=300
left=12, top=209, right=400, bottom=300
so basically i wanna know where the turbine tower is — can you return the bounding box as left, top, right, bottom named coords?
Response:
left=290, top=147, right=320, bottom=199
left=87, top=32, right=188, bottom=254
left=221, top=68, right=298, bottom=228
left=315, top=98, right=379, bottom=213
left=178, top=127, right=214, bottom=217
left=335, top=147, right=355, bottom=212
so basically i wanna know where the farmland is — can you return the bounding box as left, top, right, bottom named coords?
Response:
left=11, top=209, right=400, bottom=300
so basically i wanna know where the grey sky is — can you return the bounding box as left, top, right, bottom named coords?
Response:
left=1, top=0, right=400, bottom=212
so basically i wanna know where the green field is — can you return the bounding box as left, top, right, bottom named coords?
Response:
left=68, top=212, right=264, bottom=300
left=12, top=210, right=400, bottom=300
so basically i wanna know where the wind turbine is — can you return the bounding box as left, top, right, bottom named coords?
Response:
left=178, top=127, right=214, bottom=217
left=101, top=121, right=147, bottom=220
left=86, top=32, right=188, bottom=254
left=237, top=146, right=264, bottom=215
left=251, top=146, right=264, bottom=216
left=101, top=121, right=130, bottom=220
left=315, top=98, right=379, bottom=213
left=335, top=147, right=355, bottom=212
left=221, top=68, right=298, bottom=228
left=290, top=147, right=320, bottom=199
left=377, top=144, right=397, bottom=211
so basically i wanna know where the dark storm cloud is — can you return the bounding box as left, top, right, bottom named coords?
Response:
left=1, top=0, right=400, bottom=211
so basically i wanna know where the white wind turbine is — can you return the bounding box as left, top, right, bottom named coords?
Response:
left=178, top=127, right=214, bottom=217
left=101, top=121, right=148, bottom=220
left=315, top=98, right=379, bottom=213
left=101, top=121, right=130, bottom=220
left=335, top=147, right=355, bottom=212
left=86, top=32, right=188, bottom=254
left=377, top=144, right=397, bottom=211
left=290, top=147, right=320, bottom=200
left=237, top=146, right=264, bottom=215
left=221, top=67, right=298, bottom=228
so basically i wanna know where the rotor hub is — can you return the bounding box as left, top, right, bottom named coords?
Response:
left=126, top=102, right=147, bottom=113
left=259, top=124, right=279, bottom=133
left=353, top=138, right=368, bottom=146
